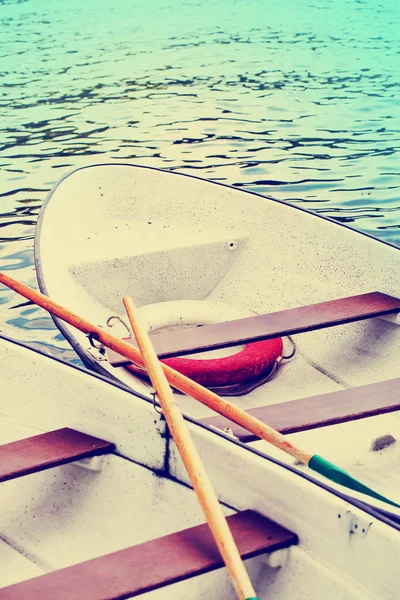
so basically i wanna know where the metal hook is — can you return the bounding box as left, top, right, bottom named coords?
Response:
left=87, top=332, right=105, bottom=353
left=107, top=315, right=132, bottom=337
left=282, top=335, right=296, bottom=360
left=152, top=392, right=163, bottom=414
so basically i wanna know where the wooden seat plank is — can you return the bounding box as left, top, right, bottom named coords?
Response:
left=0, top=428, right=115, bottom=483
left=0, top=510, right=298, bottom=599
left=107, top=292, right=400, bottom=365
left=201, top=378, right=400, bottom=443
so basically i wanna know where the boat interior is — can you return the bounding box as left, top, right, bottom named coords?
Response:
left=34, top=164, right=400, bottom=504
left=1, top=334, right=399, bottom=599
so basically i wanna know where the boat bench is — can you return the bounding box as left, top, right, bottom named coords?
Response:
left=0, top=429, right=298, bottom=599
left=105, top=291, right=400, bottom=442
left=107, top=291, right=400, bottom=365
left=200, top=377, right=400, bottom=442
left=0, top=510, right=297, bottom=599
left=0, top=428, right=115, bottom=483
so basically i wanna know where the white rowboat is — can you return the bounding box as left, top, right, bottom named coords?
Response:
left=0, top=334, right=399, bottom=599
left=34, top=163, right=400, bottom=506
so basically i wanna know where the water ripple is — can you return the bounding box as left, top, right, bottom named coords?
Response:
left=0, top=0, right=399, bottom=359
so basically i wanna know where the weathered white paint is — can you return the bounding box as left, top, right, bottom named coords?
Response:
left=34, top=164, right=400, bottom=506
left=0, top=336, right=399, bottom=598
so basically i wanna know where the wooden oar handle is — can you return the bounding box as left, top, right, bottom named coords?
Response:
left=123, top=297, right=258, bottom=600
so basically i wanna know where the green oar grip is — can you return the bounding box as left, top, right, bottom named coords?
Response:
left=309, top=455, right=400, bottom=509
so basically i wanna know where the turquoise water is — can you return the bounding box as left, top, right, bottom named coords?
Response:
left=0, top=0, right=399, bottom=360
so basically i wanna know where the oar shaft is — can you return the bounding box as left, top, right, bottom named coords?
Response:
left=0, top=272, right=311, bottom=465
left=3, top=273, right=398, bottom=508
left=123, top=297, right=257, bottom=600
left=163, top=362, right=312, bottom=465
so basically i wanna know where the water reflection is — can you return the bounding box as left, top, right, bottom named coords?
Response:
left=0, top=0, right=399, bottom=360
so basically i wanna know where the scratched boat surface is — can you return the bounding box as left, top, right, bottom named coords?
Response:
left=34, top=163, right=400, bottom=506
left=0, top=334, right=399, bottom=598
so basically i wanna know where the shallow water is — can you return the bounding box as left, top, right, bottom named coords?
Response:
left=0, top=0, right=399, bottom=362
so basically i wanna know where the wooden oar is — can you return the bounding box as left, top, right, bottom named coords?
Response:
left=0, top=272, right=309, bottom=464
left=0, top=271, right=398, bottom=509
left=122, top=297, right=259, bottom=600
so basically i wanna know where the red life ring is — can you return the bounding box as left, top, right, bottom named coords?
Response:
left=126, top=301, right=282, bottom=388
left=162, top=337, right=282, bottom=387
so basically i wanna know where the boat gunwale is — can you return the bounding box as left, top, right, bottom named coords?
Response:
left=33, top=163, right=400, bottom=387
left=35, top=162, right=400, bottom=255
left=1, top=331, right=399, bottom=532
left=32, top=165, right=400, bottom=529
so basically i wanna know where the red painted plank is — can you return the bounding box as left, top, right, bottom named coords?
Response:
left=107, top=292, right=400, bottom=365
left=201, top=378, right=400, bottom=443
left=0, top=428, right=115, bottom=483
left=0, top=510, right=297, bottom=599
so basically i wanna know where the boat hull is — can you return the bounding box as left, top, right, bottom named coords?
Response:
left=34, top=163, right=400, bottom=510
left=1, top=335, right=399, bottom=598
